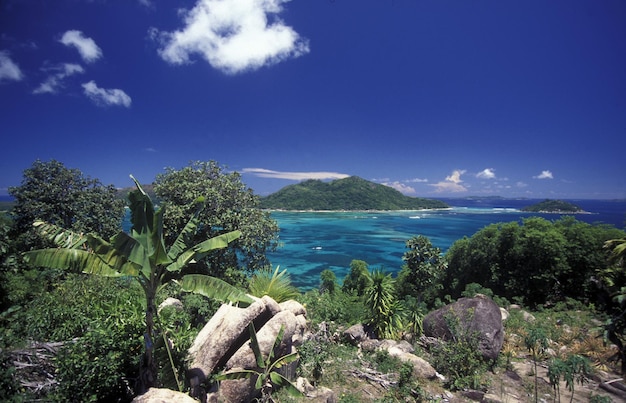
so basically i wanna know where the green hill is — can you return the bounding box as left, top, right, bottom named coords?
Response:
left=259, top=176, right=449, bottom=210
left=521, top=199, right=584, bottom=213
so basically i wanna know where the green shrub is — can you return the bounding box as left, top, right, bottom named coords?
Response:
left=299, top=289, right=365, bottom=326
left=429, top=311, right=488, bottom=391
left=53, top=325, right=142, bottom=402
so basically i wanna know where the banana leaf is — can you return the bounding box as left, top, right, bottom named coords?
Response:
left=178, top=274, right=253, bottom=305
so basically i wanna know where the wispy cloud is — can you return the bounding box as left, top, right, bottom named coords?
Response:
left=33, top=63, right=84, bottom=94
left=0, top=51, right=23, bottom=82
left=476, top=168, right=496, bottom=179
left=406, top=177, right=428, bottom=183
left=60, top=30, right=102, bottom=63
left=429, top=169, right=468, bottom=193
left=533, top=170, right=553, bottom=179
left=153, top=0, right=309, bottom=74
left=242, top=168, right=349, bottom=181
left=82, top=81, right=132, bottom=107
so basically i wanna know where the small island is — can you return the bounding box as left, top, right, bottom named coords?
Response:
left=259, top=176, right=449, bottom=211
left=521, top=199, right=586, bottom=214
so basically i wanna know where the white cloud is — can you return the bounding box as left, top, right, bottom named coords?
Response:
left=82, top=81, right=132, bottom=107
left=242, top=168, right=349, bottom=181
left=516, top=181, right=528, bottom=188
left=476, top=168, right=496, bottom=179
left=33, top=63, right=84, bottom=94
left=382, top=181, right=416, bottom=195
left=533, top=170, right=553, bottom=179
left=407, top=177, right=428, bottom=183
left=0, top=51, right=23, bottom=82
left=60, top=30, right=102, bottom=63
left=429, top=169, right=468, bottom=193
left=154, top=0, right=309, bottom=74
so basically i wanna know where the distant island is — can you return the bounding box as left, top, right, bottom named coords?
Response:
left=259, top=176, right=449, bottom=211
left=521, top=199, right=586, bottom=213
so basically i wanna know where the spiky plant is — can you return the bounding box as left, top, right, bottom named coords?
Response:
left=248, top=266, right=300, bottom=303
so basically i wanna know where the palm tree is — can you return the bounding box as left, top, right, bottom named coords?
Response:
left=23, top=176, right=253, bottom=392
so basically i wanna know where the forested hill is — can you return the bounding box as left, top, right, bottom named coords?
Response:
left=259, top=176, right=449, bottom=210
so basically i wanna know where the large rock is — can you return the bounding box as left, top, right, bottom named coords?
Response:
left=423, top=295, right=504, bottom=361
left=132, top=388, right=197, bottom=403
left=188, top=296, right=307, bottom=402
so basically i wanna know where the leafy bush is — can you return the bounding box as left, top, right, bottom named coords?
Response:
left=53, top=325, right=142, bottom=402
left=299, top=290, right=365, bottom=327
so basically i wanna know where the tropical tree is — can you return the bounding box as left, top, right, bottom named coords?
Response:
left=320, top=269, right=337, bottom=295
left=153, top=161, right=279, bottom=283
left=23, top=176, right=253, bottom=392
left=396, top=235, right=446, bottom=304
left=9, top=159, right=124, bottom=249
left=365, top=269, right=403, bottom=339
left=342, top=259, right=372, bottom=296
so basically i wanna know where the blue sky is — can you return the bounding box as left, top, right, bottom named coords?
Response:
left=1, top=0, right=625, bottom=199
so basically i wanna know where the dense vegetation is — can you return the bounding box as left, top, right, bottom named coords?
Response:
left=259, top=176, right=449, bottom=210
left=522, top=199, right=584, bottom=213
left=1, top=159, right=625, bottom=402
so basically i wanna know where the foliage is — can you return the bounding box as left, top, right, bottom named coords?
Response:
left=299, top=289, right=365, bottom=327
left=444, top=217, right=625, bottom=306
left=320, top=269, right=337, bottom=295
left=217, top=323, right=302, bottom=402
left=525, top=326, right=550, bottom=402
left=248, top=266, right=300, bottom=303
left=400, top=295, right=426, bottom=337
left=548, top=354, right=592, bottom=403
left=521, top=199, right=584, bottom=213
left=53, top=325, right=142, bottom=402
left=0, top=275, right=144, bottom=401
left=341, top=259, right=371, bottom=296
left=9, top=159, right=124, bottom=249
left=297, top=337, right=329, bottom=385
left=429, top=315, right=487, bottom=391
left=597, top=236, right=626, bottom=373
left=364, top=269, right=403, bottom=339
left=23, top=177, right=252, bottom=392
left=396, top=235, right=446, bottom=305
left=259, top=176, right=449, bottom=210
left=153, top=160, right=279, bottom=280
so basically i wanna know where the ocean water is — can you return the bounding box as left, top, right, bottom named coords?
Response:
left=268, top=199, right=626, bottom=290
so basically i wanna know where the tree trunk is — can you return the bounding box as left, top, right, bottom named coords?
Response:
left=139, top=289, right=158, bottom=394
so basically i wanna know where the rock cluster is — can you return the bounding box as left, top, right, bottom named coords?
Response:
left=187, top=295, right=307, bottom=402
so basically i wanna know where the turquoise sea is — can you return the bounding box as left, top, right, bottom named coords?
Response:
left=267, top=199, right=626, bottom=290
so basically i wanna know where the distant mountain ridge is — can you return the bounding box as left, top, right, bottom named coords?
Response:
left=259, top=176, right=449, bottom=210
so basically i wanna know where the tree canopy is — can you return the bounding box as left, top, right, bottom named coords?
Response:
left=444, top=217, right=626, bottom=306
left=9, top=160, right=124, bottom=249
left=153, top=161, right=279, bottom=283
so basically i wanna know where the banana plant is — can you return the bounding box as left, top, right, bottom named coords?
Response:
left=23, top=175, right=253, bottom=392
left=217, top=323, right=302, bottom=402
